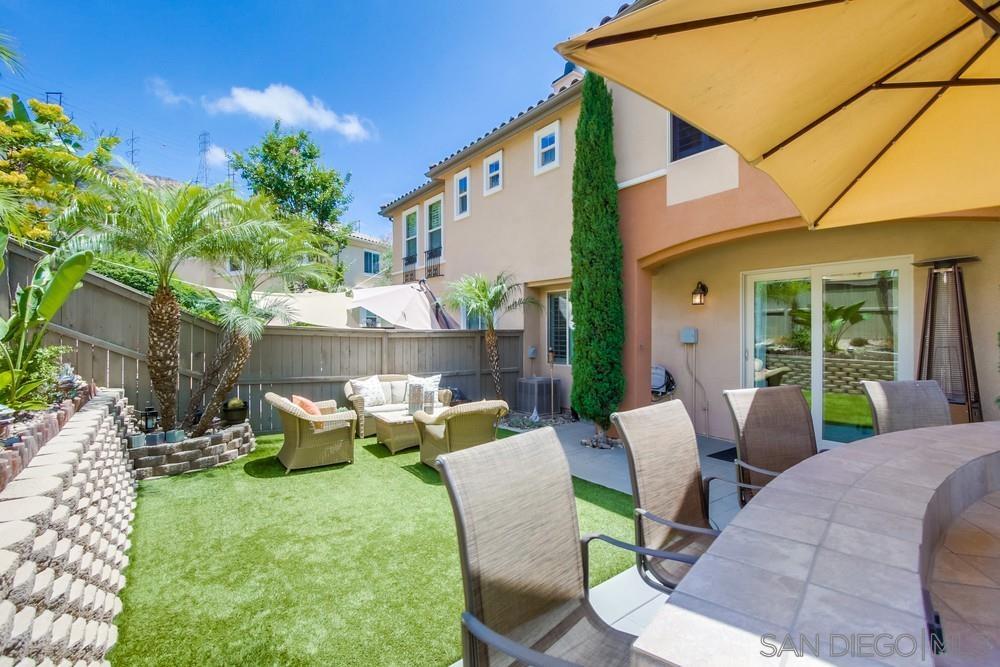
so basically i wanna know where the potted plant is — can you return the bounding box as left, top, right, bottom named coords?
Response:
left=221, top=397, right=248, bottom=425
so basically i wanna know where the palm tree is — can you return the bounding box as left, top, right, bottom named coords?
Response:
left=0, top=33, right=20, bottom=75
left=187, top=208, right=331, bottom=436
left=444, top=272, right=534, bottom=401
left=95, top=179, right=270, bottom=428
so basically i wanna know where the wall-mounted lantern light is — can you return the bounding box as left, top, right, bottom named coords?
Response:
left=691, top=281, right=708, bottom=306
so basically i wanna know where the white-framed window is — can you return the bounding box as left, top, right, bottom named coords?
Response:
left=462, top=305, right=484, bottom=330
left=533, top=120, right=560, bottom=175
left=425, top=195, right=443, bottom=258
left=226, top=258, right=242, bottom=274
left=363, top=250, right=380, bottom=275
left=403, top=207, right=419, bottom=266
left=483, top=150, right=503, bottom=196
left=547, top=290, right=573, bottom=365
left=454, top=168, right=470, bottom=220
left=360, top=307, right=378, bottom=328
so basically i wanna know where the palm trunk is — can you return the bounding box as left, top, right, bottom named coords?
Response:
left=182, top=330, right=236, bottom=428
left=485, top=327, right=503, bottom=400
left=148, top=285, right=180, bottom=429
left=191, top=334, right=251, bottom=437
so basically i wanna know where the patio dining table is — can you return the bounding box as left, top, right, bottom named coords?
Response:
left=632, top=421, right=1000, bottom=666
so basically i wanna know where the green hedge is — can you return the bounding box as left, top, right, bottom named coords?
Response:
left=92, top=259, right=220, bottom=322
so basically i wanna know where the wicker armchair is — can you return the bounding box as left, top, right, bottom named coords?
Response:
left=437, top=428, right=696, bottom=666
left=343, top=374, right=453, bottom=438
left=414, top=400, right=509, bottom=470
left=723, top=385, right=817, bottom=506
left=860, top=379, right=951, bottom=435
left=264, top=393, right=357, bottom=473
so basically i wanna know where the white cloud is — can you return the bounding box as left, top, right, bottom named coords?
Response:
left=146, top=76, right=192, bottom=106
left=203, top=83, right=372, bottom=141
left=205, top=144, right=228, bottom=167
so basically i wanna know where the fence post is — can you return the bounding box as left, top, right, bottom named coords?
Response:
left=380, top=330, right=389, bottom=375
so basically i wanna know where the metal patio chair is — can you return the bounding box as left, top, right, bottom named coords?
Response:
left=612, top=400, right=762, bottom=591
left=437, top=427, right=696, bottom=667
left=860, top=379, right=952, bottom=435
left=723, top=385, right=817, bottom=506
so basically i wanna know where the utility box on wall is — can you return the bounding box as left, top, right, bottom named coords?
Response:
left=516, top=377, right=562, bottom=416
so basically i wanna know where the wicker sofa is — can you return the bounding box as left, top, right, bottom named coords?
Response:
left=414, top=400, right=509, bottom=470
left=343, top=374, right=453, bottom=437
left=264, top=393, right=357, bottom=473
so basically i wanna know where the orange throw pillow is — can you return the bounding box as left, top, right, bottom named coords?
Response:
left=292, top=395, right=322, bottom=427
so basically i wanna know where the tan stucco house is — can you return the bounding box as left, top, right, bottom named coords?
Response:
left=175, top=229, right=388, bottom=291
left=381, top=26, right=1000, bottom=443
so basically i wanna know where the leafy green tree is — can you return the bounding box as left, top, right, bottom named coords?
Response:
left=445, top=272, right=534, bottom=401
left=230, top=122, right=352, bottom=285
left=187, top=206, right=331, bottom=434
left=0, top=95, right=117, bottom=239
left=570, top=72, right=624, bottom=434
left=90, top=179, right=274, bottom=428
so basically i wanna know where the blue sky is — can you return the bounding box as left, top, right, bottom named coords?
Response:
left=2, top=1, right=617, bottom=237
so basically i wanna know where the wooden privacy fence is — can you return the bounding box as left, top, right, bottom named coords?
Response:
left=1, top=244, right=523, bottom=433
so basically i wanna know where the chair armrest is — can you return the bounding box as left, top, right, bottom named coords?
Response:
left=412, top=410, right=443, bottom=426
left=301, top=409, right=357, bottom=424
left=437, top=388, right=453, bottom=406
left=581, top=532, right=698, bottom=596
left=461, top=612, right=578, bottom=667
left=315, top=399, right=338, bottom=414
left=635, top=508, right=721, bottom=537
left=735, top=458, right=780, bottom=478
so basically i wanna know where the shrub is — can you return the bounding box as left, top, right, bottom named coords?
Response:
left=91, top=258, right=220, bottom=322
left=849, top=337, right=869, bottom=347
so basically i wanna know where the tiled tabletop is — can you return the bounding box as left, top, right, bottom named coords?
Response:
left=632, top=421, right=1000, bottom=666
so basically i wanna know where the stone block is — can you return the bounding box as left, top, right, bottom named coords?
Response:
left=166, top=449, right=201, bottom=464
left=175, top=436, right=210, bottom=453
left=190, top=455, right=218, bottom=470
left=164, top=429, right=186, bottom=444
left=151, top=463, right=189, bottom=477
left=201, top=444, right=226, bottom=457
left=209, top=433, right=224, bottom=446
left=144, top=432, right=164, bottom=446
left=133, top=455, right=165, bottom=469
left=217, top=449, right=239, bottom=465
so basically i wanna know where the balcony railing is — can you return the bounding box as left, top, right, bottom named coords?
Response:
left=425, top=247, right=443, bottom=278
left=403, top=253, right=417, bottom=266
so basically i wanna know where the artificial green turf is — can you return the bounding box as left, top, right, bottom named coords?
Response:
left=111, top=431, right=634, bottom=666
left=802, top=390, right=874, bottom=427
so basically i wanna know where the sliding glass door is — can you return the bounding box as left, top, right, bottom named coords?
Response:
left=744, top=257, right=912, bottom=446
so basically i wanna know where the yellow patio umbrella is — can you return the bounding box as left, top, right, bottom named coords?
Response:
left=557, top=0, right=1000, bottom=228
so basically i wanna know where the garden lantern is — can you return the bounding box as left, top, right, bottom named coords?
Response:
left=140, top=403, right=160, bottom=433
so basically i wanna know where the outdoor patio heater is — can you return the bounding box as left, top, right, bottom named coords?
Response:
left=914, top=256, right=982, bottom=424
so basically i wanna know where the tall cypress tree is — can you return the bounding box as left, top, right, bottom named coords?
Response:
left=570, top=72, right=624, bottom=434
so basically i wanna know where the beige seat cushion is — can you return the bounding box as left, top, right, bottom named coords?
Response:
left=365, top=403, right=408, bottom=415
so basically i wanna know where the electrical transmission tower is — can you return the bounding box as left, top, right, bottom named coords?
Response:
left=125, top=131, right=140, bottom=167
left=226, top=160, right=236, bottom=187
left=45, top=92, right=63, bottom=106
left=196, top=131, right=210, bottom=185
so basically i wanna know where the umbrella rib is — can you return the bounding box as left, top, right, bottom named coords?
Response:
left=584, top=0, right=847, bottom=49
left=761, top=2, right=1000, bottom=160
left=811, top=32, right=999, bottom=227
left=956, top=0, right=1000, bottom=34
left=876, top=78, right=1000, bottom=89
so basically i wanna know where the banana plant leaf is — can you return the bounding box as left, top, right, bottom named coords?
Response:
left=36, top=250, right=93, bottom=321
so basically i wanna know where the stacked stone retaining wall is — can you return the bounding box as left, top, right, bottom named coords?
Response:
left=0, top=389, right=134, bottom=664
left=766, top=353, right=896, bottom=393
left=128, top=424, right=255, bottom=480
